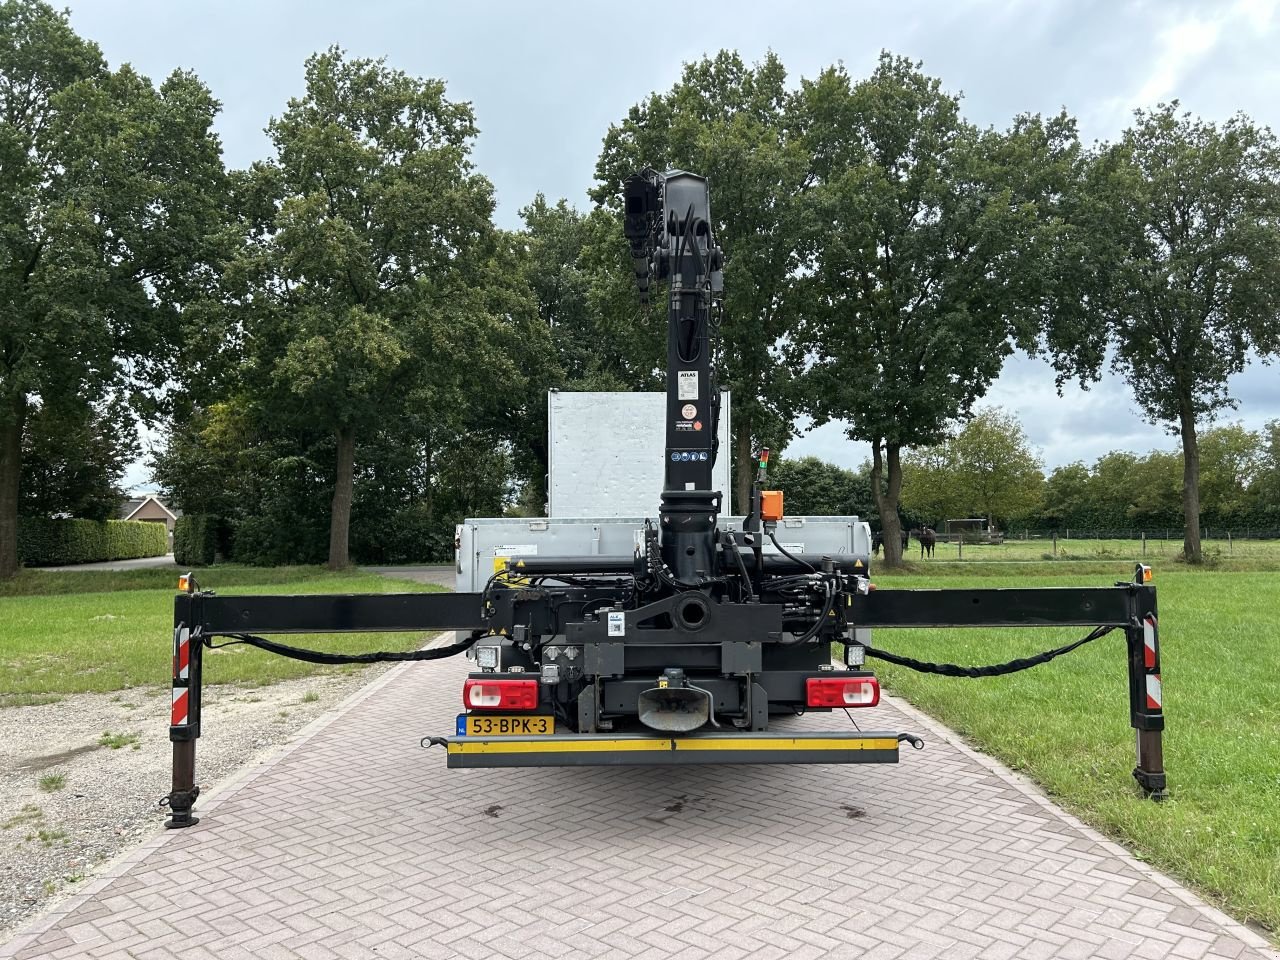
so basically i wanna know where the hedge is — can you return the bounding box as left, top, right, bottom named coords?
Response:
left=18, top=518, right=170, bottom=567
left=173, top=514, right=218, bottom=567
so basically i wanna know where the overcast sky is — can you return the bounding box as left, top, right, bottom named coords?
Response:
left=65, top=0, right=1280, bottom=487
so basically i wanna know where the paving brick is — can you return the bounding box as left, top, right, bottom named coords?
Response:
left=2, top=659, right=1276, bottom=960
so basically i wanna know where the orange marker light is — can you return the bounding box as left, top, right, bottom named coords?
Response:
left=177, top=575, right=190, bottom=593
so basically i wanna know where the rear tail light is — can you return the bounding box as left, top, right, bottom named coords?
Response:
left=806, top=676, right=880, bottom=708
left=463, top=679, right=539, bottom=711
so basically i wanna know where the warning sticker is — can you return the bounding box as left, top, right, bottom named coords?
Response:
left=678, top=371, right=698, bottom=400
left=681, top=403, right=697, bottom=419
left=607, top=611, right=625, bottom=637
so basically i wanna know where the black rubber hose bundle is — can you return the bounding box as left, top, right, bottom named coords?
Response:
left=862, top=625, right=1114, bottom=678
left=209, top=631, right=481, bottom=664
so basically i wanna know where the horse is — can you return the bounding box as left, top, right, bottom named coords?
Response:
left=910, top=526, right=937, bottom=559
left=872, top=529, right=909, bottom=557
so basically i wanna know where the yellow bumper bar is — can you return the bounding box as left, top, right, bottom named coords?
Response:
left=444, top=731, right=903, bottom=768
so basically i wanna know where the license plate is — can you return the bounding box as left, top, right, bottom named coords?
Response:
left=459, top=714, right=553, bottom=736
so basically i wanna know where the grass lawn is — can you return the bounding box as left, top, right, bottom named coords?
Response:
left=868, top=563, right=1280, bottom=937
left=0, top=566, right=443, bottom=703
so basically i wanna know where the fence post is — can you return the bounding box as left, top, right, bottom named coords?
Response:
left=1228, top=531, right=1232, bottom=555
left=958, top=534, right=963, bottom=560
left=1142, top=532, right=1146, bottom=556
left=1052, top=531, right=1057, bottom=556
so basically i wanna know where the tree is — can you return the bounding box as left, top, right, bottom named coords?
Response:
left=1039, top=462, right=1092, bottom=527
left=511, top=196, right=663, bottom=510
left=21, top=398, right=139, bottom=521
left=792, top=55, right=1067, bottom=564
left=1198, top=423, right=1261, bottom=524
left=901, top=408, right=1044, bottom=527
left=592, top=50, right=811, bottom=512
left=520, top=195, right=663, bottom=392
left=1251, top=420, right=1280, bottom=525
left=769, top=456, right=874, bottom=518
left=234, top=48, right=516, bottom=568
left=0, top=1, right=226, bottom=577
left=1045, top=104, right=1280, bottom=562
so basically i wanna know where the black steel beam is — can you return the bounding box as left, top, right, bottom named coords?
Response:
left=190, top=592, right=487, bottom=635
left=849, top=587, right=1136, bottom=628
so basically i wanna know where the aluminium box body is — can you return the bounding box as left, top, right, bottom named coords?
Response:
left=455, top=516, right=872, bottom=592
left=547, top=390, right=732, bottom=518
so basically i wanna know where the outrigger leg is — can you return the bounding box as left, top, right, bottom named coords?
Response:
left=1126, top=564, right=1166, bottom=799
left=164, top=586, right=204, bottom=828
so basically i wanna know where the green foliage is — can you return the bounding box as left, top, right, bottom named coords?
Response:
left=0, top=0, right=228, bottom=578
left=1025, top=423, right=1280, bottom=533
left=770, top=456, right=875, bottom=518
left=173, top=514, right=217, bottom=567
left=37, top=773, right=65, bottom=792
left=902, top=408, right=1044, bottom=526
left=593, top=50, right=810, bottom=510
left=97, top=730, right=140, bottom=750
left=791, top=55, right=1069, bottom=563
left=0, top=566, right=441, bottom=695
left=1043, top=104, right=1280, bottom=561
left=17, top=518, right=167, bottom=566
left=20, top=398, right=139, bottom=521
left=1199, top=423, right=1264, bottom=523
left=171, top=48, right=542, bottom=570
left=1253, top=420, right=1280, bottom=525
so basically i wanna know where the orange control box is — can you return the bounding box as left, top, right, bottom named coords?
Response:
left=761, top=490, right=784, bottom=522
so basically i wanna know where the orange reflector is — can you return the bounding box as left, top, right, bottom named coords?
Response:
left=1141, top=565, right=1153, bottom=582
left=177, top=575, right=190, bottom=593
left=806, top=676, right=880, bottom=708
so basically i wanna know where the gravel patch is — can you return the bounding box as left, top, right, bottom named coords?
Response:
left=0, top=665, right=397, bottom=942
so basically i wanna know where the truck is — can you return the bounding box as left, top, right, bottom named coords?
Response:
left=162, top=168, right=1165, bottom=827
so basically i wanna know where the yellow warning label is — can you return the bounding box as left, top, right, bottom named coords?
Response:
left=493, top=556, right=530, bottom=587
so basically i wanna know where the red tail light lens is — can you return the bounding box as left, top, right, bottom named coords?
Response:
left=806, top=676, right=880, bottom=708
left=463, top=679, right=539, bottom=711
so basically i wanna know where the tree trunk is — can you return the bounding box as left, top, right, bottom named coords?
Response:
left=327, top=425, right=356, bottom=570
left=0, top=392, right=26, bottom=580
left=1178, top=406, right=1203, bottom=564
left=871, top=440, right=905, bottom=567
left=733, top=415, right=753, bottom=515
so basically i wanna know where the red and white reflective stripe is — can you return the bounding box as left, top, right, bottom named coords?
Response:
left=174, top=627, right=190, bottom=680
left=171, top=688, right=189, bottom=726
left=1142, top=615, right=1158, bottom=670
left=1145, top=674, right=1162, bottom=710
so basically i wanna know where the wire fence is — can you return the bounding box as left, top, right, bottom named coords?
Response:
left=916, top=529, right=1280, bottom=561
left=999, top=528, right=1280, bottom=542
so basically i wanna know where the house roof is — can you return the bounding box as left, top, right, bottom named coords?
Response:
left=122, top=495, right=178, bottom=522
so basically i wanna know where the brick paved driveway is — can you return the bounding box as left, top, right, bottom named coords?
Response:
left=4, top=654, right=1275, bottom=960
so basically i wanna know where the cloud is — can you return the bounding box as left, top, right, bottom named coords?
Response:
left=1094, top=0, right=1278, bottom=133
left=66, top=0, right=1280, bottom=490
